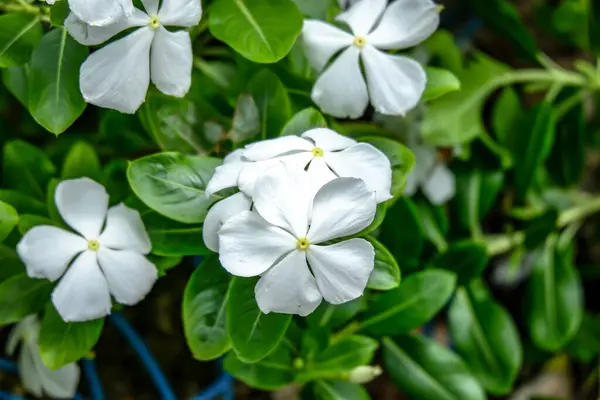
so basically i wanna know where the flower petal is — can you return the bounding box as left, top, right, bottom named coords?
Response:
left=65, top=9, right=148, bottom=46
left=97, top=248, right=158, bottom=305
left=362, top=46, right=426, bottom=116
left=422, top=163, right=455, bottom=205
left=218, top=211, right=296, bottom=277
left=141, top=0, right=159, bottom=15
left=237, top=153, right=313, bottom=196
left=205, top=149, right=246, bottom=196
left=255, top=250, right=322, bottom=316
left=311, top=46, right=369, bottom=119
left=80, top=27, right=154, bottom=114
left=324, top=143, right=393, bottom=203
left=52, top=251, right=112, bottom=322
left=158, top=0, right=202, bottom=27
left=307, top=238, right=374, bottom=304
left=307, top=178, right=376, bottom=243
left=302, top=20, right=353, bottom=71
left=19, top=345, right=43, bottom=398
left=68, top=0, right=134, bottom=27
left=33, top=348, right=80, bottom=400
left=243, top=136, right=313, bottom=162
left=202, top=192, right=252, bottom=252
left=301, top=128, right=356, bottom=151
left=405, top=143, right=437, bottom=195
left=99, top=204, right=152, bottom=254
left=306, top=156, right=337, bottom=198
left=336, top=0, right=387, bottom=36
left=367, top=0, right=440, bottom=49
left=252, top=162, right=312, bottom=238
left=17, top=226, right=87, bottom=281
left=55, top=178, right=109, bottom=240
left=150, top=27, right=192, bottom=98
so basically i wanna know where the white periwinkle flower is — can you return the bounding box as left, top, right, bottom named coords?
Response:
left=206, top=128, right=393, bottom=203
left=66, top=0, right=202, bottom=113
left=17, top=178, right=158, bottom=322
left=218, top=163, right=377, bottom=316
left=404, top=143, right=455, bottom=205
left=68, top=0, right=134, bottom=27
left=7, top=316, right=80, bottom=399
left=302, top=0, right=440, bottom=118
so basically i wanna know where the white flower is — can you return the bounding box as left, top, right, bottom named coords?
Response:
left=7, top=316, right=80, bottom=399
left=206, top=128, right=393, bottom=203
left=404, top=142, right=455, bottom=205
left=68, top=0, right=134, bottom=27
left=302, top=0, right=440, bottom=118
left=17, top=178, right=157, bottom=322
left=202, top=192, right=252, bottom=252
left=218, top=162, right=377, bottom=316
left=66, top=0, right=202, bottom=113
left=347, top=365, right=383, bottom=384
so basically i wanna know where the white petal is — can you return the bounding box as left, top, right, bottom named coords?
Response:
left=301, top=128, right=356, bottom=151
left=52, top=251, right=112, bottom=322
left=307, top=178, right=376, bottom=243
left=367, top=0, right=439, bottom=49
left=150, top=27, right=192, bottom=98
left=80, top=27, right=154, bottom=114
left=68, top=0, right=134, bottom=27
left=255, top=250, right=322, bottom=317
left=307, top=239, right=374, bottom=304
left=17, top=226, right=87, bottom=281
left=306, top=156, right=337, bottom=198
left=55, top=178, right=109, bottom=240
left=362, top=46, right=426, bottom=116
left=325, top=143, right=393, bottom=203
left=19, top=345, right=43, bottom=398
left=65, top=9, right=148, bottom=46
left=99, top=204, right=152, bottom=254
left=302, top=20, right=353, bottom=71
left=218, top=211, right=296, bottom=277
left=205, top=150, right=246, bottom=196
left=243, top=136, right=313, bottom=162
left=312, top=46, right=368, bottom=119
left=33, top=349, right=80, bottom=400
left=202, top=192, right=252, bottom=252
left=141, top=0, right=159, bottom=15
left=158, top=0, right=202, bottom=27
left=336, top=0, right=387, bottom=36
left=97, top=248, right=158, bottom=305
left=237, top=153, right=313, bottom=196
left=252, top=162, right=312, bottom=238
left=422, top=164, right=455, bottom=205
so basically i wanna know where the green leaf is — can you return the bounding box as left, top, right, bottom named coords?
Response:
left=566, top=313, right=600, bottom=363
left=0, top=200, right=18, bottom=242
left=227, top=277, right=291, bottom=363
left=311, top=381, right=370, bottom=400
left=2, top=65, right=29, bottom=106
left=224, top=344, right=294, bottom=390
left=429, top=241, right=488, bottom=286
left=0, top=190, right=46, bottom=215
left=280, top=107, right=327, bottom=136
left=527, top=238, right=583, bottom=351
left=127, top=152, right=222, bottom=224
left=46, top=178, right=62, bottom=225
left=0, top=14, right=42, bottom=68
left=0, top=243, right=25, bottom=282
left=523, top=208, right=558, bottom=250
left=514, top=103, right=556, bottom=199
left=230, top=94, right=260, bottom=143
left=379, top=198, right=423, bottom=271
left=248, top=69, right=291, bottom=139
left=183, top=256, right=231, bottom=361
left=3, top=140, right=56, bottom=199
left=366, top=236, right=401, bottom=291
left=383, top=335, right=485, bottom=400
left=38, top=304, right=104, bottom=369
left=28, top=28, right=88, bottom=135
left=209, top=0, right=303, bottom=63
left=18, top=214, right=57, bottom=235
left=61, top=141, right=102, bottom=181
left=306, top=298, right=366, bottom=331
left=422, top=67, right=461, bottom=102
left=142, top=211, right=209, bottom=256
left=448, top=281, right=522, bottom=394
left=360, top=269, right=456, bottom=336
left=0, top=273, right=53, bottom=325
left=50, top=1, right=70, bottom=27
left=491, top=88, right=522, bottom=150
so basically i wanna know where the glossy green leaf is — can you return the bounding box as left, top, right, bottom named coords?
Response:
left=227, top=277, right=291, bottom=363
left=429, top=241, right=487, bottom=286
left=142, top=211, right=209, bottom=256
left=311, top=381, right=370, bottom=400
left=2, top=65, right=29, bottom=106
left=50, top=1, right=70, bottom=27
left=210, top=0, right=303, bottom=63
left=0, top=201, right=18, bottom=242
left=0, top=243, right=25, bottom=282
left=224, top=344, right=294, bottom=390
left=38, top=304, right=104, bottom=369
left=230, top=94, right=260, bottom=143
left=448, top=281, right=522, bottom=394
left=280, top=107, right=327, bottom=136
left=183, top=256, right=231, bottom=361
left=383, top=335, right=485, bottom=400
left=306, top=298, right=366, bottom=331
left=18, top=214, right=57, bottom=235
left=365, top=236, right=401, bottom=291
left=360, top=269, right=456, bottom=336
left=491, top=87, right=522, bottom=150
left=28, top=28, right=88, bottom=135
left=379, top=198, right=423, bottom=271
left=0, top=13, right=42, bottom=68
left=248, top=69, right=291, bottom=139
left=61, top=141, right=102, bottom=181
left=422, top=67, right=461, bottom=102
left=0, top=273, right=53, bottom=326
left=566, top=313, right=600, bottom=363
left=127, top=152, right=222, bottom=224
left=0, top=190, right=46, bottom=215
left=3, top=140, right=56, bottom=199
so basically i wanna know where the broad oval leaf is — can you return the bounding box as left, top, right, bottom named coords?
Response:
left=429, top=240, right=488, bottom=286
left=0, top=200, right=18, bottom=242
left=379, top=198, right=423, bottom=271
left=422, top=67, right=461, bottom=102
left=61, top=141, right=102, bottom=182
left=142, top=211, right=210, bottom=256
left=248, top=69, right=291, bottom=139
left=0, top=273, right=53, bottom=326
left=280, top=107, right=327, bottom=136
left=0, top=243, right=26, bottom=283
left=3, top=140, right=56, bottom=200
left=0, top=190, right=46, bottom=216
left=3, top=64, right=29, bottom=106
left=224, top=344, right=294, bottom=390
left=366, top=236, right=401, bottom=291
left=306, top=298, right=366, bottom=331
left=0, top=14, right=43, bottom=68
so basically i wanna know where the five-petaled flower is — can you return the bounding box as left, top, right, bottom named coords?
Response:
left=302, top=0, right=440, bottom=118
left=67, top=0, right=134, bottom=27
left=217, top=163, right=377, bottom=316
left=17, top=178, right=158, bottom=322
left=66, top=0, right=202, bottom=113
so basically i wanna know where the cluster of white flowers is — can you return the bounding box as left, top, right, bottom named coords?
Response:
left=203, top=128, right=392, bottom=316
left=17, top=178, right=157, bottom=322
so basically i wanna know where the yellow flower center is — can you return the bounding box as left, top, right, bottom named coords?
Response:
left=296, top=238, right=310, bottom=251
left=312, top=147, right=324, bottom=157
left=88, top=240, right=100, bottom=252
left=149, top=16, right=160, bottom=29
left=353, top=36, right=367, bottom=48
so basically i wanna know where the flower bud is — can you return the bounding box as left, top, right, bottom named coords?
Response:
left=347, top=365, right=383, bottom=384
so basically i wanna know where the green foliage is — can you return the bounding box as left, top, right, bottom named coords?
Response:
left=0, top=273, right=52, bottom=325
left=0, top=14, right=42, bottom=68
